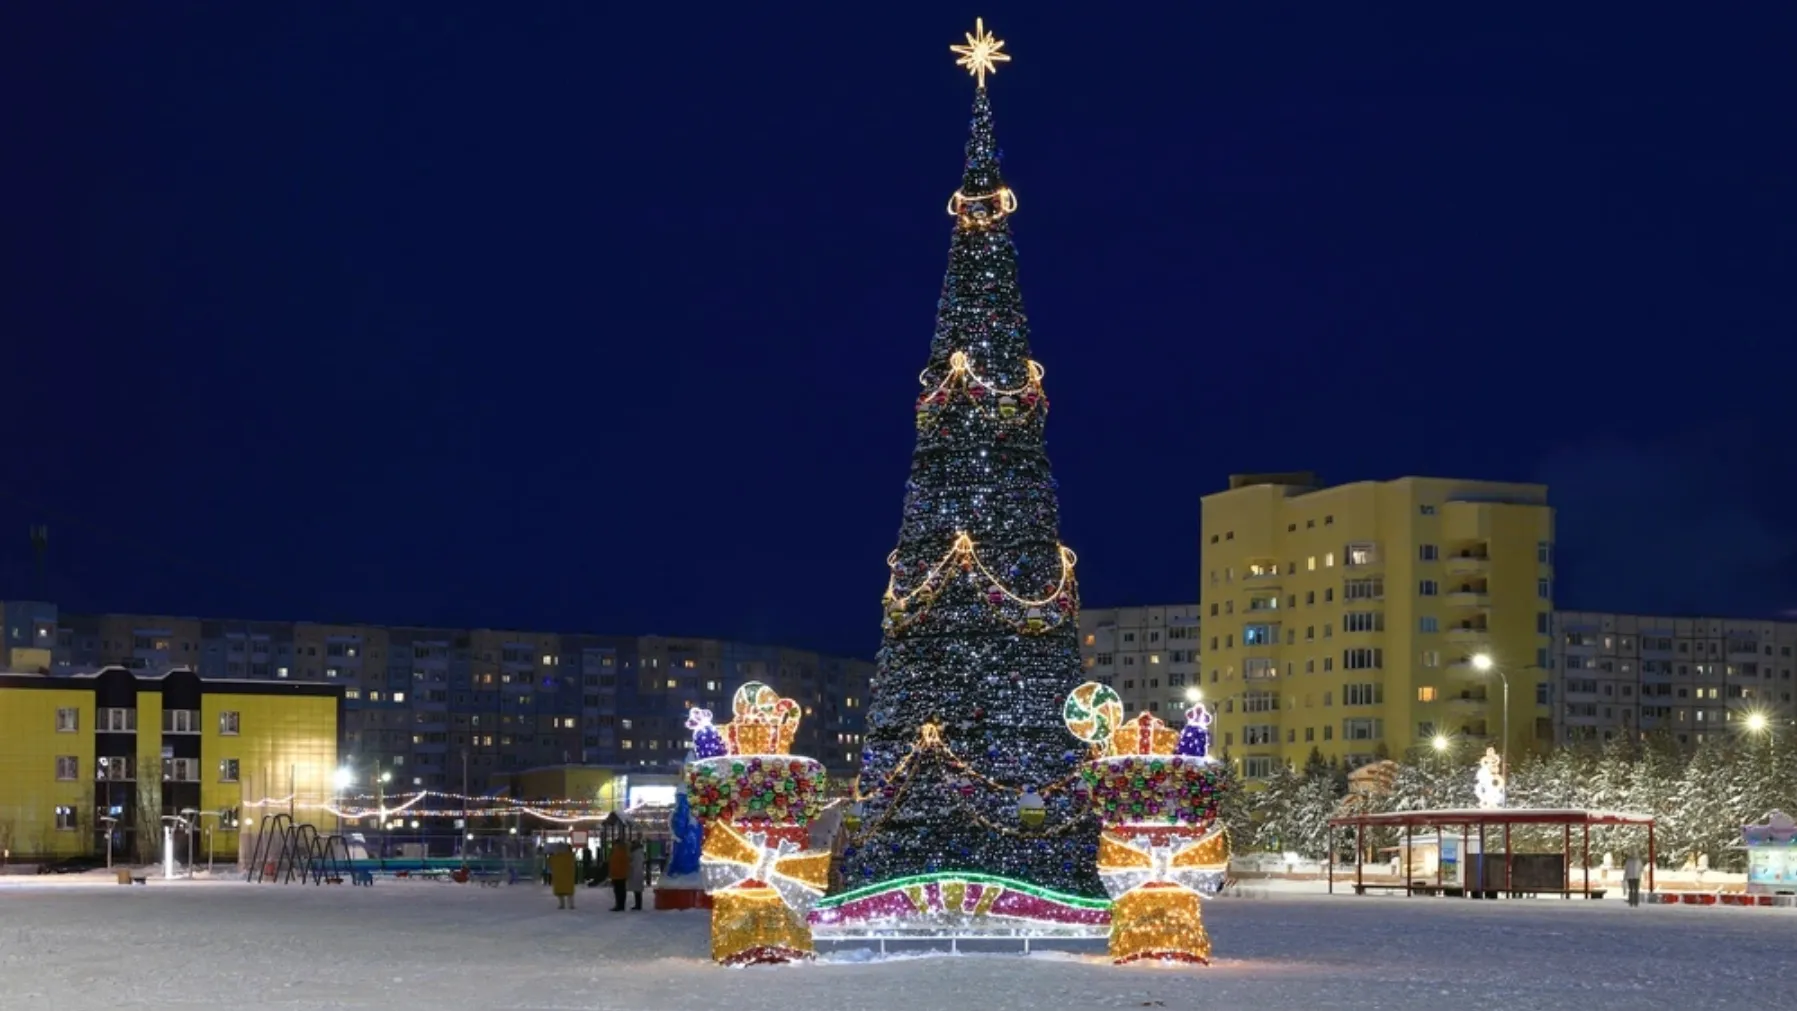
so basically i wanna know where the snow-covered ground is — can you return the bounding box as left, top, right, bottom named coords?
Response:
left=2, top=874, right=1793, bottom=1010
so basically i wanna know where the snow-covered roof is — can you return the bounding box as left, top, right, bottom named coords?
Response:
left=1331, top=807, right=1655, bottom=828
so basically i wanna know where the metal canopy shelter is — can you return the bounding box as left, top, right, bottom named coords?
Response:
left=1327, top=808, right=1656, bottom=899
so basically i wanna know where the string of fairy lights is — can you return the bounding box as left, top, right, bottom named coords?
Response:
left=842, top=720, right=1095, bottom=846
left=881, top=530, right=1078, bottom=633
left=915, top=348, right=1047, bottom=427
left=239, top=789, right=625, bottom=825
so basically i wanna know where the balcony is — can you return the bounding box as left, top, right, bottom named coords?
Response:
left=1445, top=553, right=1490, bottom=576
left=1445, top=625, right=1491, bottom=646
left=1242, top=660, right=1279, bottom=681
left=1448, top=693, right=1491, bottom=712
left=1445, top=590, right=1490, bottom=609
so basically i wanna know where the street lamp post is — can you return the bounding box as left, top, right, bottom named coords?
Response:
left=99, top=816, right=118, bottom=869
left=1471, top=653, right=1509, bottom=785
left=378, top=766, right=392, bottom=866
left=1744, top=711, right=1772, bottom=774
left=332, top=765, right=354, bottom=838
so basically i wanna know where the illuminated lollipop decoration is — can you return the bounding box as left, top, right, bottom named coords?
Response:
left=1063, top=681, right=1126, bottom=754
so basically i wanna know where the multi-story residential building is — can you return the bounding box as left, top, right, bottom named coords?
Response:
left=1553, top=612, right=1797, bottom=746
left=26, top=606, right=871, bottom=793
left=1079, top=605, right=1202, bottom=718
left=1200, top=472, right=1555, bottom=781
left=0, top=666, right=339, bottom=861
left=0, top=599, right=60, bottom=673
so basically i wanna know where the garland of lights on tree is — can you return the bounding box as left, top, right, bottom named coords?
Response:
left=815, top=18, right=1115, bottom=941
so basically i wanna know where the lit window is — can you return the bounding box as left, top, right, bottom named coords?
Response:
left=1417, top=687, right=1437, bottom=702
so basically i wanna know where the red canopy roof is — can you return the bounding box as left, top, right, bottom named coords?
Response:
left=1329, top=807, right=1654, bottom=829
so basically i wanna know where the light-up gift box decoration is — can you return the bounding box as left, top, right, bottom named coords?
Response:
left=1066, top=683, right=1229, bottom=965
left=686, top=681, right=831, bottom=965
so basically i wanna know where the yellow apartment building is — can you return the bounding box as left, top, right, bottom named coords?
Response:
left=1200, top=473, right=1554, bottom=781
left=0, top=666, right=339, bottom=864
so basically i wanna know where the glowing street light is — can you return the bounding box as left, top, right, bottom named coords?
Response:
left=1184, top=686, right=1203, bottom=703
left=1471, top=652, right=1509, bottom=788
left=333, top=766, right=354, bottom=790
left=1745, top=711, right=1770, bottom=735
left=1431, top=734, right=1451, bottom=753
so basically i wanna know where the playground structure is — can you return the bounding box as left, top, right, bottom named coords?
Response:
left=243, top=814, right=539, bottom=886
left=244, top=814, right=357, bottom=885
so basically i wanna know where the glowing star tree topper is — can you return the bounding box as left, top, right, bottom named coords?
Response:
left=950, top=17, right=1010, bottom=88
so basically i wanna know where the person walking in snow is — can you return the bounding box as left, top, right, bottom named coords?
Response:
left=608, top=841, right=631, bottom=911
left=548, top=843, right=577, bottom=910
left=627, top=840, right=648, bottom=911
left=1624, top=854, right=1643, bottom=907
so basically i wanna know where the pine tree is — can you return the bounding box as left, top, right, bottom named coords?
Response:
left=1289, top=757, right=1350, bottom=860
left=1625, top=733, right=1682, bottom=866
left=1586, top=734, right=1639, bottom=857
left=1672, top=741, right=1738, bottom=869
left=1252, top=762, right=1304, bottom=853
left=843, top=81, right=1101, bottom=897
left=1212, top=754, right=1255, bottom=848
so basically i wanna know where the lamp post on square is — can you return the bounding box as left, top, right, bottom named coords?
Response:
left=1470, top=653, right=1508, bottom=784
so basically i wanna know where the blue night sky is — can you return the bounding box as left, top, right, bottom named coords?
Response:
left=3, top=5, right=1793, bottom=657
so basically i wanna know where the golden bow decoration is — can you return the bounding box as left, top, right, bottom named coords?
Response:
left=1096, top=827, right=1229, bottom=901
left=699, top=821, right=831, bottom=914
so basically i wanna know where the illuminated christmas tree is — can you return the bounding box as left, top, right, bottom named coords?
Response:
left=836, top=20, right=1103, bottom=903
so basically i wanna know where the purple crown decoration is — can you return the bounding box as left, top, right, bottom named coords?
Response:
left=1175, top=702, right=1213, bottom=759
left=686, top=707, right=728, bottom=760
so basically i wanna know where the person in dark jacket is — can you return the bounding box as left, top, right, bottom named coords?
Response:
left=608, top=842, right=631, bottom=911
